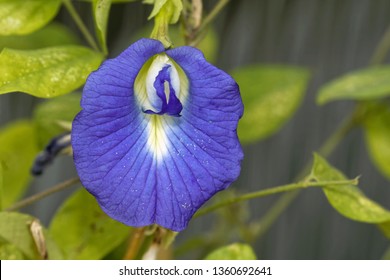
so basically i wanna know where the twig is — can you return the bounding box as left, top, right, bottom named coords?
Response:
left=63, top=0, right=100, bottom=52
left=197, top=0, right=229, bottom=36
left=194, top=178, right=358, bottom=218
left=252, top=111, right=359, bottom=238
left=5, top=177, right=80, bottom=212
left=370, top=24, right=390, bottom=65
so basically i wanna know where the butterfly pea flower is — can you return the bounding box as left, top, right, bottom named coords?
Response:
left=71, top=38, right=243, bottom=231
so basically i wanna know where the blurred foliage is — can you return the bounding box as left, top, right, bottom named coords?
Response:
left=379, top=221, right=390, bottom=239
left=0, top=243, right=25, bottom=260
left=0, top=212, right=62, bottom=259
left=0, top=0, right=61, bottom=36
left=231, top=65, right=310, bottom=144
left=363, top=103, right=390, bottom=181
left=49, top=188, right=131, bottom=259
left=0, top=46, right=103, bottom=98
left=0, top=23, right=79, bottom=51
left=0, top=163, right=3, bottom=210
left=204, top=243, right=257, bottom=260
left=33, top=93, right=81, bottom=149
left=317, top=66, right=390, bottom=105
left=0, top=121, right=39, bottom=209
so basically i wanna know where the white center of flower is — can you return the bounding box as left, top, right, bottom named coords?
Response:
left=134, top=54, right=189, bottom=162
left=144, top=54, right=181, bottom=112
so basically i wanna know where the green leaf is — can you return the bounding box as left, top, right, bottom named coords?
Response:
left=79, top=0, right=137, bottom=2
left=363, top=104, right=390, bottom=180
left=0, top=212, right=63, bottom=259
left=0, top=23, right=79, bottom=51
left=0, top=163, right=3, bottom=210
left=0, top=242, right=25, bottom=260
left=33, top=93, right=81, bottom=148
left=49, top=188, right=131, bottom=260
left=378, top=221, right=390, bottom=239
left=317, top=66, right=390, bottom=105
left=231, top=65, right=309, bottom=144
left=0, top=121, right=39, bottom=208
left=204, top=243, right=257, bottom=260
left=311, top=153, right=390, bottom=223
left=93, top=0, right=112, bottom=55
left=0, top=0, right=61, bottom=35
left=0, top=46, right=104, bottom=98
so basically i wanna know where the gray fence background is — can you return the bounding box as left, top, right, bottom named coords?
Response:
left=1, top=0, right=390, bottom=259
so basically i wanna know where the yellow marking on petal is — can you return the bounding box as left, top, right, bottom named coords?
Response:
left=147, top=115, right=171, bottom=162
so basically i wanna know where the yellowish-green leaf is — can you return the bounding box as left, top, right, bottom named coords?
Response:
left=0, top=163, right=3, bottom=210
left=0, top=23, right=79, bottom=51
left=363, top=104, right=390, bottom=181
left=0, top=46, right=104, bottom=98
left=0, top=0, right=61, bottom=35
left=0, top=242, right=25, bottom=260
left=79, top=0, right=137, bottom=2
left=311, top=153, right=390, bottom=223
left=0, top=212, right=63, bottom=259
left=0, top=121, right=39, bottom=208
left=93, top=0, right=112, bottom=55
left=49, top=188, right=131, bottom=260
left=317, top=66, right=390, bottom=105
left=204, top=243, right=257, bottom=260
left=231, top=65, right=309, bottom=144
left=33, top=93, right=81, bottom=148
left=378, top=221, right=390, bottom=239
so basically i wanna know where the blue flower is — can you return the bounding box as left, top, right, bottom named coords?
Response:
left=71, top=38, right=243, bottom=231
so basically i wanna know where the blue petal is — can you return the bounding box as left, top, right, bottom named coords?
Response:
left=72, top=39, right=243, bottom=231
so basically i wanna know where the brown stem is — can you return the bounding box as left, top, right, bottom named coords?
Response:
left=5, top=177, right=80, bottom=212
left=123, top=227, right=146, bottom=260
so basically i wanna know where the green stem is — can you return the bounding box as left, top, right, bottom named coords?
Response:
left=318, top=110, right=360, bottom=157
left=251, top=111, right=359, bottom=238
left=251, top=20, right=390, bottom=240
left=5, top=177, right=80, bottom=212
left=370, top=24, right=390, bottom=65
left=253, top=190, right=300, bottom=239
left=194, top=178, right=358, bottom=219
left=63, top=0, right=100, bottom=52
